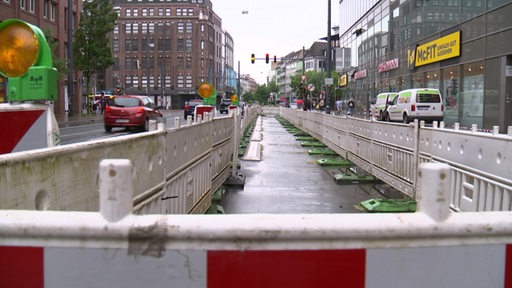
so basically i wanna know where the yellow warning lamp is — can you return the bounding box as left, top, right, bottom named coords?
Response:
left=0, top=19, right=57, bottom=101
left=230, top=94, right=239, bottom=105
left=197, top=82, right=217, bottom=105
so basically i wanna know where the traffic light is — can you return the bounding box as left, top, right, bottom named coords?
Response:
left=116, top=87, right=121, bottom=95
left=265, top=54, right=269, bottom=64
left=251, top=54, right=255, bottom=64
left=0, top=19, right=57, bottom=101
left=274, top=55, right=277, bottom=63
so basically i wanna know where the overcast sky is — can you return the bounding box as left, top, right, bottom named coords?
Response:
left=212, top=0, right=340, bottom=84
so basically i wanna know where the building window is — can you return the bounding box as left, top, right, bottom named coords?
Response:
left=29, top=0, right=35, bottom=12
left=166, top=8, right=171, bottom=16
left=186, top=22, right=192, bottom=33
left=43, top=0, right=49, bottom=18
left=20, top=0, right=25, bottom=9
left=186, top=75, right=193, bottom=88
left=185, top=38, right=192, bottom=52
left=177, top=56, right=184, bottom=69
left=177, top=22, right=184, bottom=33
left=176, top=8, right=182, bottom=16
left=158, top=8, right=164, bottom=16
left=126, top=8, right=131, bottom=17
left=133, top=8, right=138, bottom=16
left=187, top=8, right=194, bottom=16
left=142, top=8, right=148, bottom=16
left=149, top=8, right=155, bottom=16
left=177, top=75, right=184, bottom=88
left=50, top=3, right=56, bottom=21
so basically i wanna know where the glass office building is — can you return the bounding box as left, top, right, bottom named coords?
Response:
left=338, top=0, right=512, bottom=132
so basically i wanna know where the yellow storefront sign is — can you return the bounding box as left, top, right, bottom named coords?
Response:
left=415, top=31, right=460, bottom=67
left=339, top=74, right=348, bottom=87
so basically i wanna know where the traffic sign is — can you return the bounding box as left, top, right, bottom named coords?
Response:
left=308, top=83, right=315, bottom=91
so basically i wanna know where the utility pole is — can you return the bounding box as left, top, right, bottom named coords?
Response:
left=67, top=0, right=74, bottom=116
left=237, top=61, right=241, bottom=101
left=325, top=0, right=332, bottom=114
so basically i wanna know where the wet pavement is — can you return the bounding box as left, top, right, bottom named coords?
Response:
left=220, top=115, right=386, bottom=214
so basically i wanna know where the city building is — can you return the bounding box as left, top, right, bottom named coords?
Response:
left=108, top=0, right=232, bottom=109
left=274, top=42, right=329, bottom=105
left=0, top=0, right=83, bottom=117
left=337, top=0, right=512, bottom=132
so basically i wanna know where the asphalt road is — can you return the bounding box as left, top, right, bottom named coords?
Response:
left=58, top=110, right=183, bottom=145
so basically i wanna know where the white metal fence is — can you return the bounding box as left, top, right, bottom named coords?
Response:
left=0, top=107, right=259, bottom=214
left=279, top=108, right=512, bottom=212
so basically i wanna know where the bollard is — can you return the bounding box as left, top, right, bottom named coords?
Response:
left=174, top=116, right=180, bottom=128
left=416, top=163, right=451, bottom=221
left=157, top=116, right=167, bottom=131
left=99, top=159, right=134, bottom=222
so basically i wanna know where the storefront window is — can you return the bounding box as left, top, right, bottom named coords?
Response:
left=442, top=66, right=460, bottom=125
left=460, top=61, right=485, bottom=127
left=411, top=72, right=425, bottom=88
left=425, top=70, right=440, bottom=90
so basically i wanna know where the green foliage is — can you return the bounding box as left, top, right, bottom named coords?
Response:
left=242, top=81, right=279, bottom=105
left=74, top=0, right=118, bottom=94
left=290, top=70, right=340, bottom=99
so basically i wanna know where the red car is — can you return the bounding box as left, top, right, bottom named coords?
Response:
left=104, top=95, right=163, bottom=132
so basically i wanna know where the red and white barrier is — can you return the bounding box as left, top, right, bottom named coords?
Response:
left=1, top=245, right=510, bottom=288
left=0, top=103, right=59, bottom=154
left=0, top=162, right=511, bottom=287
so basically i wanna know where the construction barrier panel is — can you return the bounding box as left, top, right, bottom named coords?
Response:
left=0, top=162, right=511, bottom=288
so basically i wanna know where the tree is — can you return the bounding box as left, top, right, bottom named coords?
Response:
left=290, top=70, right=340, bottom=101
left=74, top=0, right=118, bottom=95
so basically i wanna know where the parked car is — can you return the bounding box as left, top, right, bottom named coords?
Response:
left=372, top=92, right=398, bottom=120
left=104, top=95, right=163, bottom=132
left=184, top=99, right=203, bottom=119
left=385, top=88, right=444, bottom=123
left=219, top=98, right=231, bottom=114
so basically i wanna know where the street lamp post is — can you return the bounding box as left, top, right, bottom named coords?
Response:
left=147, top=42, right=154, bottom=97
left=325, top=0, right=332, bottom=114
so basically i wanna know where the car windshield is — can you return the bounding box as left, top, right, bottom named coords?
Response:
left=111, top=97, right=140, bottom=107
left=417, top=93, right=441, bottom=103
left=189, top=101, right=203, bottom=107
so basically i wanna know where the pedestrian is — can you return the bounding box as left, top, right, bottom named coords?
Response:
left=336, top=99, right=342, bottom=115
left=347, top=98, right=355, bottom=116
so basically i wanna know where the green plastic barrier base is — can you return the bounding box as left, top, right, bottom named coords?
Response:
left=317, top=158, right=353, bottom=167
left=360, top=198, right=417, bottom=212
left=307, top=148, right=338, bottom=156
left=300, top=141, right=326, bottom=147
left=334, top=172, right=377, bottom=184
left=295, top=136, right=316, bottom=141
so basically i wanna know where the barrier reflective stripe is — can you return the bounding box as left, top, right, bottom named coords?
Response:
left=1, top=245, right=511, bottom=288
left=0, top=246, right=43, bottom=288
left=0, top=109, right=45, bottom=154
left=0, top=103, right=59, bottom=155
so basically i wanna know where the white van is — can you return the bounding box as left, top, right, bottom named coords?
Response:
left=385, top=88, right=444, bottom=123
left=372, top=92, right=398, bottom=120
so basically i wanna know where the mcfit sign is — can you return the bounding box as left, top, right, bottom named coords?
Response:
left=410, top=31, right=461, bottom=68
